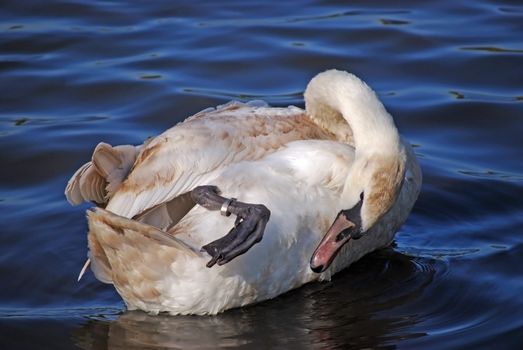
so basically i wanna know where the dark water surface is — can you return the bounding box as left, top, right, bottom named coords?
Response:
left=1, top=0, right=523, bottom=349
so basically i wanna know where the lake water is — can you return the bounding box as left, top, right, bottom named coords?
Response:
left=1, top=0, right=522, bottom=349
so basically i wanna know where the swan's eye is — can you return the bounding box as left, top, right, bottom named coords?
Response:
left=359, top=192, right=364, bottom=200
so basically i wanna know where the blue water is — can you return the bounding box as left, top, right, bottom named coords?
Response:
left=1, top=0, right=522, bottom=348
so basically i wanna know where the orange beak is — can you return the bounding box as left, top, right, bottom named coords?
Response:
left=310, top=211, right=358, bottom=273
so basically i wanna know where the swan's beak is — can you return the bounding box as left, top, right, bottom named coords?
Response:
left=310, top=211, right=361, bottom=273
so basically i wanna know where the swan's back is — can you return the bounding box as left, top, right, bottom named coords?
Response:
left=106, top=102, right=335, bottom=219
left=66, top=101, right=335, bottom=217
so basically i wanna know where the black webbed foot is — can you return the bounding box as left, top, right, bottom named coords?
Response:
left=191, top=186, right=271, bottom=267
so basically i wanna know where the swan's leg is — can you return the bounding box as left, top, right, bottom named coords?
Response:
left=191, top=185, right=271, bottom=267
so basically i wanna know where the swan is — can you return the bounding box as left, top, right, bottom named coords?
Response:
left=65, top=69, right=422, bottom=315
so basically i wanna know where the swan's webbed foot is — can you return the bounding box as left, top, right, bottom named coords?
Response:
left=191, top=186, right=271, bottom=267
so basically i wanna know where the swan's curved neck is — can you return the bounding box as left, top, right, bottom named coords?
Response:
left=304, top=70, right=400, bottom=155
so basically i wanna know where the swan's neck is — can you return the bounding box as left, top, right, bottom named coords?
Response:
left=304, top=70, right=400, bottom=155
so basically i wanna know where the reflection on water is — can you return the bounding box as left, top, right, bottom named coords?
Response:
left=1, top=0, right=523, bottom=348
left=72, top=250, right=436, bottom=350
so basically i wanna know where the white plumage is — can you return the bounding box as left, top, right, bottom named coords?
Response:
left=66, top=70, right=422, bottom=315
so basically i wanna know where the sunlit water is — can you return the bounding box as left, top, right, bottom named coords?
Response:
left=1, top=0, right=522, bottom=349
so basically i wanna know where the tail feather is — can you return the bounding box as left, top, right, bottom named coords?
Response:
left=91, top=142, right=122, bottom=178
left=65, top=162, right=97, bottom=205
left=79, top=164, right=106, bottom=204
left=65, top=142, right=139, bottom=205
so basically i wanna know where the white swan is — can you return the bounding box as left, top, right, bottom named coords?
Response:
left=66, top=69, right=421, bottom=315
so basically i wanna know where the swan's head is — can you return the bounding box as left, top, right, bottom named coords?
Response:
left=310, top=153, right=405, bottom=273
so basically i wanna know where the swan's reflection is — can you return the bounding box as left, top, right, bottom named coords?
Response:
left=73, top=249, right=435, bottom=349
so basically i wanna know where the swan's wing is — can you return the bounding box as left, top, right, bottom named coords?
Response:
left=87, top=207, right=200, bottom=286
left=105, top=102, right=332, bottom=218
